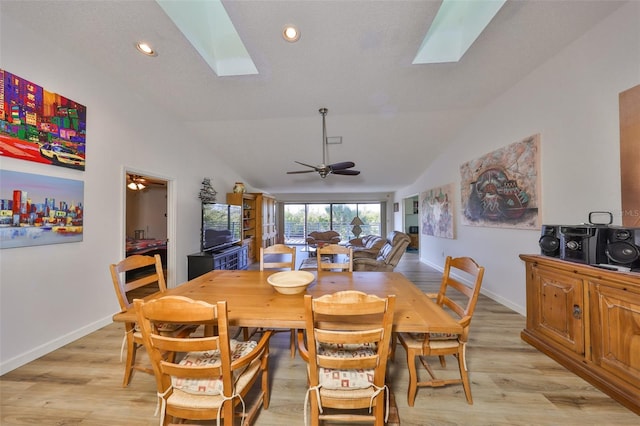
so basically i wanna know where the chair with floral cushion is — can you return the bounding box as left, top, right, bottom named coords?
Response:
left=297, top=290, right=396, bottom=426
left=134, top=295, right=273, bottom=426
left=396, top=256, right=485, bottom=405
left=109, top=254, right=195, bottom=387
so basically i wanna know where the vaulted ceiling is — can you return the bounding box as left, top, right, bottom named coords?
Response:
left=2, top=1, right=626, bottom=194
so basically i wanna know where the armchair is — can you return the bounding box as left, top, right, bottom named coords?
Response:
left=352, top=231, right=410, bottom=272
left=306, top=230, right=340, bottom=248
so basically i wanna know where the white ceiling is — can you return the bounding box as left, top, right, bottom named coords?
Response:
left=1, top=1, right=626, bottom=194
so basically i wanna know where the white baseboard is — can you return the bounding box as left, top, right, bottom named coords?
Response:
left=0, top=316, right=113, bottom=375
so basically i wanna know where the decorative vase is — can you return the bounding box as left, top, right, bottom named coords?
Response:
left=233, top=182, right=246, bottom=194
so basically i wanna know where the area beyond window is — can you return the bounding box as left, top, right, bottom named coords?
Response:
left=283, top=203, right=384, bottom=245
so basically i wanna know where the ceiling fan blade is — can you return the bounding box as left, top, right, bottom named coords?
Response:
left=329, top=161, right=355, bottom=171
left=294, top=161, right=319, bottom=170
left=332, top=169, right=360, bottom=176
left=287, top=170, right=316, bottom=174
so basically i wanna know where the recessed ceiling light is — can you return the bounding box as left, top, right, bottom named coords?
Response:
left=283, top=25, right=300, bottom=43
left=135, top=42, right=157, bottom=57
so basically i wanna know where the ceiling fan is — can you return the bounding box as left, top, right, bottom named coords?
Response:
left=287, top=108, right=360, bottom=179
left=126, top=174, right=165, bottom=190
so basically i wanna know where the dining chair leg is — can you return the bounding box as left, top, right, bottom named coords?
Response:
left=406, top=348, right=419, bottom=407
left=123, top=332, right=136, bottom=387
left=261, top=354, right=271, bottom=409
left=457, top=351, right=473, bottom=404
left=374, top=392, right=385, bottom=426
left=439, top=354, right=447, bottom=367
left=289, top=329, right=296, bottom=358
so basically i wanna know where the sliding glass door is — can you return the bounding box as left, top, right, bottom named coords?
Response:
left=283, top=202, right=383, bottom=244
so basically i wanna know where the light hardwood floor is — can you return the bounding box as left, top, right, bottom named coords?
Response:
left=1, top=251, right=638, bottom=425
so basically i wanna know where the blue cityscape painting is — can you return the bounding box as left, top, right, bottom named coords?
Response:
left=0, top=169, right=84, bottom=249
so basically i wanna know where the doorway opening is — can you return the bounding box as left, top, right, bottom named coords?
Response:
left=123, top=170, right=175, bottom=287
left=403, top=195, right=419, bottom=253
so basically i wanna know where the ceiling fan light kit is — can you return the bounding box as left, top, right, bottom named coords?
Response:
left=287, top=108, right=360, bottom=179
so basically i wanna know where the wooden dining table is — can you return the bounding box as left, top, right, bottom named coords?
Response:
left=113, top=270, right=461, bottom=335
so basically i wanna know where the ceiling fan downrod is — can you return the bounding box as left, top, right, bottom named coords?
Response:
left=286, top=107, right=360, bottom=178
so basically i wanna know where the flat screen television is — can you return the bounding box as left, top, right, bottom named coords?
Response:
left=201, top=203, right=242, bottom=252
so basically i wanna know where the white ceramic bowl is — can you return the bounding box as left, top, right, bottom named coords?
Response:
left=267, top=271, right=315, bottom=295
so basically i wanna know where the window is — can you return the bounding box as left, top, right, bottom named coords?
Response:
left=284, top=202, right=383, bottom=244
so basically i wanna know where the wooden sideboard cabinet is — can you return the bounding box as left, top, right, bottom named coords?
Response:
left=408, top=233, right=419, bottom=250
left=520, top=254, right=640, bottom=415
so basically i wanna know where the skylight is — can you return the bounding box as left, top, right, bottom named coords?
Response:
left=413, top=0, right=506, bottom=64
left=157, top=0, right=258, bottom=76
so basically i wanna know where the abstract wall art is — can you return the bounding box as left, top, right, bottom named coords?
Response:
left=0, top=69, right=86, bottom=170
left=0, top=169, right=84, bottom=249
left=459, top=134, right=540, bottom=229
left=420, top=183, right=455, bottom=239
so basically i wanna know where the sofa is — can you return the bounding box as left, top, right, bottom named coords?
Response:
left=346, top=235, right=385, bottom=259
left=306, top=230, right=340, bottom=248
left=353, top=231, right=411, bottom=272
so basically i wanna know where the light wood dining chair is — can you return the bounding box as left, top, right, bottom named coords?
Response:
left=297, top=290, right=396, bottom=426
left=109, top=254, right=195, bottom=387
left=258, top=244, right=298, bottom=357
left=316, top=244, right=353, bottom=272
left=396, top=256, right=485, bottom=405
left=260, top=243, right=296, bottom=270
left=134, top=296, right=273, bottom=426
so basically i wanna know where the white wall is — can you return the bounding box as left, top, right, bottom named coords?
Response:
left=395, top=2, right=640, bottom=314
left=126, top=186, right=168, bottom=240
left=0, top=17, right=245, bottom=373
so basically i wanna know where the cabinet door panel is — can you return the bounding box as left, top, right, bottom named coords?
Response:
left=590, top=281, right=640, bottom=387
left=533, top=265, right=584, bottom=354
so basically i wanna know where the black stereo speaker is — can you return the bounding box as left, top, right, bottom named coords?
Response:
left=539, top=225, right=561, bottom=257
left=605, top=227, right=640, bottom=269
left=560, top=225, right=608, bottom=265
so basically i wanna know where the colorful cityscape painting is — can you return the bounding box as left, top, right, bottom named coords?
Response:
left=0, top=69, right=86, bottom=170
left=0, top=169, right=84, bottom=249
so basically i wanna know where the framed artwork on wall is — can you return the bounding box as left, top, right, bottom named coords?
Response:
left=0, top=69, right=86, bottom=170
left=393, top=202, right=399, bottom=212
left=620, top=84, right=640, bottom=227
left=420, top=183, right=455, bottom=239
left=459, top=134, right=540, bottom=230
left=0, top=169, right=84, bottom=249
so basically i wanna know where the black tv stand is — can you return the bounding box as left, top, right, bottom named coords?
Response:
left=187, top=244, right=249, bottom=280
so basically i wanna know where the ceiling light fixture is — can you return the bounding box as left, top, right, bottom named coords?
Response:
left=135, top=42, right=157, bottom=57
left=127, top=181, right=146, bottom=191
left=283, top=25, right=300, bottom=42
